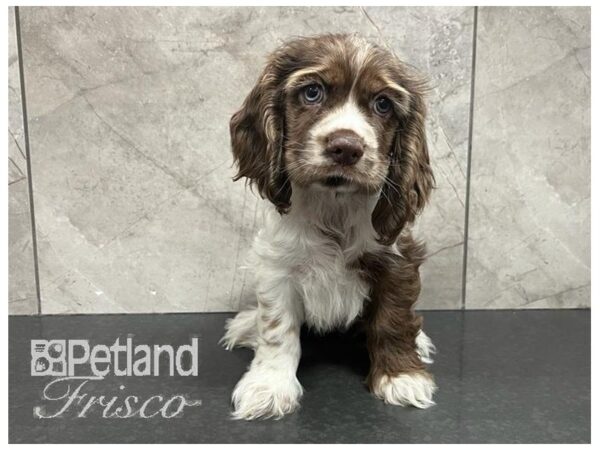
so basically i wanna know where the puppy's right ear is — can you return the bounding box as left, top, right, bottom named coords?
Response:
left=230, top=59, right=291, bottom=213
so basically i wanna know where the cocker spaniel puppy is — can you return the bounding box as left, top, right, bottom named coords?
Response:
left=222, top=34, right=436, bottom=420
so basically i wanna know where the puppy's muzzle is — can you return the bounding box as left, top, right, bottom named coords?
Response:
left=324, top=130, right=364, bottom=166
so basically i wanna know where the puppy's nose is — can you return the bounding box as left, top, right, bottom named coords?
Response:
left=325, top=131, right=364, bottom=166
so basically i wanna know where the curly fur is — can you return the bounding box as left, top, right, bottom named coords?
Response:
left=224, top=34, right=436, bottom=420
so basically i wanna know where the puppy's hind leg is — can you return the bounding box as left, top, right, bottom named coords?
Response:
left=416, top=330, right=436, bottom=364
left=221, top=308, right=259, bottom=350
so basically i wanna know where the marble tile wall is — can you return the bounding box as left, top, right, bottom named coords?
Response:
left=7, top=6, right=589, bottom=314
left=466, top=7, right=590, bottom=308
left=8, top=7, right=38, bottom=314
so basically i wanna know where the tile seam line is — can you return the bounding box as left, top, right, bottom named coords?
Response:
left=461, top=6, right=478, bottom=310
left=14, top=6, right=42, bottom=315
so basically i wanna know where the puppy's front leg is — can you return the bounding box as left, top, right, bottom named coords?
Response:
left=366, top=308, right=437, bottom=409
left=231, top=279, right=303, bottom=420
left=363, top=251, right=437, bottom=409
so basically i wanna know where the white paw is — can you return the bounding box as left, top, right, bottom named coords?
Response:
left=373, top=372, right=437, bottom=409
left=416, top=330, right=436, bottom=364
left=231, top=367, right=303, bottom=420
left=220, top=309, right=258, bottom=351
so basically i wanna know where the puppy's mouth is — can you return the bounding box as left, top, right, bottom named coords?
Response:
left=321, top=175, right=349, bottom=188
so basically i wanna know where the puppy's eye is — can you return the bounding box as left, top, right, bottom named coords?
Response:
left=302, top=84, right=324, bottom=104
left=374, top=96, right=392, bottom=115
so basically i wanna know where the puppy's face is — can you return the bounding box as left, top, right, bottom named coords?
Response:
left=282, top=42, right=410, bottom=194
left=231, top=34, right=434, bottom=244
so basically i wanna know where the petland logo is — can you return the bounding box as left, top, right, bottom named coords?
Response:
left=31, top=338, right=199, bottom=377
left=31, top=338, right=202, bottom=419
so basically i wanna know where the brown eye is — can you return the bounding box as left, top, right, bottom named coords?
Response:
left=374, top=96, right=392, bottom=115
left=303, top=84, right=324, bottom=104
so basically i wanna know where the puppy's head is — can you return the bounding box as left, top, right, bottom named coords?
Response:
left=231, top=34, right=434, bottom=244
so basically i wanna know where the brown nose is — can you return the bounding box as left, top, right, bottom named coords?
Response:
left=325, top=131, right=364, bottom=166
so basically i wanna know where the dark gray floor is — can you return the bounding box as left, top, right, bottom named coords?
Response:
left=9, top=310, right=590, bottom=443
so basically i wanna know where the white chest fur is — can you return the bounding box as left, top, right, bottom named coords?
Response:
left=294, top=239, right=369, bottom=332
left=251, top=186, right=382, bottom=332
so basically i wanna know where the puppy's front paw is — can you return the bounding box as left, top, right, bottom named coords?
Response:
left=231, top=368, right=303, bottom=420
left=372, top=371, right=437, bottom=409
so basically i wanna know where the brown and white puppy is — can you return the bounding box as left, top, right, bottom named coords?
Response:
left=221, top=34, right=436, bottom=420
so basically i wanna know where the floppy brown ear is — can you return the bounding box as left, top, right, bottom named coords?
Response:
left=372, top=89, right=435, bottom=245
left=230, top=59, right=291, bottom=213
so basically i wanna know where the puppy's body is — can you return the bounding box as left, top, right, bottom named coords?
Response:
left=266, top=186, right=375, bottom=331
left=222, top=34, right=436, bottom=420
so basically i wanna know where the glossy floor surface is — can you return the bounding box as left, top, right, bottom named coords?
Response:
left=9, top=310, right=590, bottom=443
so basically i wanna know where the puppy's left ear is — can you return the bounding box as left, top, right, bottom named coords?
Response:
left=372, top=84, right=435, bottom=245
